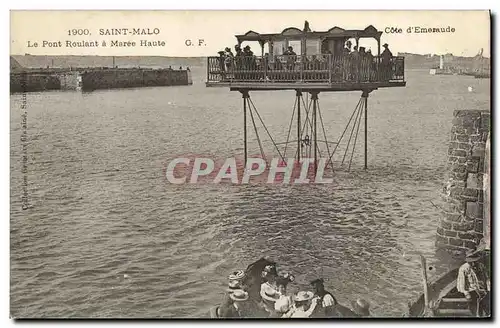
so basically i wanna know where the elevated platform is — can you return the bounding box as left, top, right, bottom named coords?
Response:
left=206, top=54, right=406, bottom=92
left=207, top=81, right=406, bottom=92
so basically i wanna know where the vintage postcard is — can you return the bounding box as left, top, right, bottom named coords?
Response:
left=10, top=10, right=491, bottom=319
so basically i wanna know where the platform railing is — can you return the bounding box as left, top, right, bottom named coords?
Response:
left=207, top=54, right=405, bottom=84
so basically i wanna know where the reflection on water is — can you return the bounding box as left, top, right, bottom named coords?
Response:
left=10, top=69, right=489, bottom=317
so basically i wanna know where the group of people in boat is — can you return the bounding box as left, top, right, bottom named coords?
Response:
left=216, top=261, right=370, bottom=318
left=215, top=41, right=395, bottom=83
left=456, top=241, right=490, bottom=317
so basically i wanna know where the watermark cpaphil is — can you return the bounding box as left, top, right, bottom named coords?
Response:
left=164, top=155, right=334, bottom=184
left=20, top=72, right=30, bottom=210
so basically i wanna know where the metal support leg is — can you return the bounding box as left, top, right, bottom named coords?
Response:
left=296, top=90, right=301, bottom=162
left=311, top=92, right=319, bottom=174
left=242, top=90, right=249, bottom=166
left=362, top=90, right=369, bottom=170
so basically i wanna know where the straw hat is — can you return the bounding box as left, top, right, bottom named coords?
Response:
left=229, top=289, right=249, bottom=302
left=227, top=279, right=242, bottom=292
left=228, top=270, right=245, bottom=281
left=351, top=299, right=370, bottom=316
left=294, top=291, right=314, bottom=302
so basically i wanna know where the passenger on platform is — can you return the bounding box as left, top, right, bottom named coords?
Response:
left=283, top=46, right=297, bottom=71
left=359, top=47, right=368, bottom=81
left=344, top=40, right=352, bottom=55
left=224, top=47, right=234, bottom=72
left=217, top=51, right=226, bottom=77
left=342, top=41, right=353, bottom=80
left=309, top=55, right=321, bottom=70
left=366, top=49, right=374, bottom=80
left=349, top=46, right=360, bottom=81
left=457, top=248, right=490, bottom=317
left=243, top=45, right=254, bottom=57
left=242, top=45, right=256, bottom=71
left=310, top=278, right=338, bottom=317
left=381, top=43, right=393, bottom=81
left=350, top=298, right=371, bottom=317
left=282, top=291, right=318, bottom=318
left=234, top=45, right=243, bottom=74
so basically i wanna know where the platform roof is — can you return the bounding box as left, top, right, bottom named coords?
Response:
left=235, top=23, right=383, bottom=44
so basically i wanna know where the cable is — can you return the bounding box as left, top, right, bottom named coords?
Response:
left=348, top=98, right=365, bottom=171
left=248, top=101, right=265, bottom=160
left=341, top=103, right=362, bottom=166
left=327, top=97, right=363, bottom=166
left=283, top=96, right=297, bottom=158
left=317, top=101, right=334, bottom=172
left=248, top=98, right=286, bottom=163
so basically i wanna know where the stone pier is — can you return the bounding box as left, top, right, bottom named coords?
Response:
left=436, top=110, right=490, bottom=252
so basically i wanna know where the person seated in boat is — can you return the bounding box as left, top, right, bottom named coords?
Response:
left=218, top=270, right=247, bottom=318
left=272, top=274, right=295, bottom=317
left=310, top=278, right=339, bottom=317
left=457, top=248, right=490, bottom=317
left=219, top=289, right=251, bottom=318
left=282, top=291, right=318, bottom=318
left=260, top=264, right=280, bottom=314
left=350, top=298, right=371, bottom=317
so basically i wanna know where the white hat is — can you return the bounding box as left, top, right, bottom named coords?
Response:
left=227, top=279, right=242, bottom=292
left=229, top=289, right=249, bottom=302
left=294, top=291, right=314, bottom=302
left=228, top=270, right=245, bottom=280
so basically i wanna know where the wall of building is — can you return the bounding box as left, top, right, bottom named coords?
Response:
left=80, top=69, right=191, bottom=91
left=436, top=110, right=490, bottom=251
left=483, top=133, right=490, bottom=249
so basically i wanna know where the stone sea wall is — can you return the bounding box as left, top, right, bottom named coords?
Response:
left=10, top=68, right=192, bottom=93
left=436, top=110, right=490, bottom=252
left=10, top=72, right=60, bottom=93
left=80, top=69, right=191, bottom=91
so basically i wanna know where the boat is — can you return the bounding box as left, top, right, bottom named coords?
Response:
left=406, top=267, right=476, bottom=317
left=210, top=257, right=360, bottom=318
left=408, top=252, right=490, bottom=318
left=473, top=72, right=490, bottom=79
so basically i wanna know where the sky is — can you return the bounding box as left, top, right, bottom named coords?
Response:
left=10, top=10, right=490, bottom=57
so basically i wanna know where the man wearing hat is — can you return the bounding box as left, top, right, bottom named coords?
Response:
left=282, top=291, right=318, bottom=318
left=381, top=43, right=393, bottom=81
left=219, top=289, right=250, bottom=318
left=310, top=278, right=338, bottom=317
left=218, top=270, right=247, bottom=318
left=457, top=248, right=490, bottom=317
left=344, top=40, right=352, bottom=55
